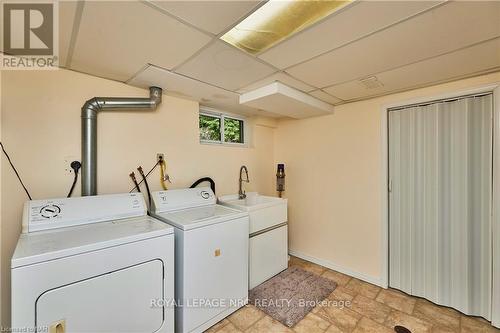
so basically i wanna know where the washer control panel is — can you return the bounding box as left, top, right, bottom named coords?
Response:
left=23, top=193, right=147, bottom=233
left=39, top=204, right=62, bottom=219
left=152, top=187, right=215, bottom=213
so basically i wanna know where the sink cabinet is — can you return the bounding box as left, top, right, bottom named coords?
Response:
left=218, top=193, right=288, bottom=288
left=249, top=225, right=288, bottom=288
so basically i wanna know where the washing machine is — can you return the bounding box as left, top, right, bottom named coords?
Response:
left=151, top=187, right=249, bottom=333
left=11, top=193, right=175, bottom=333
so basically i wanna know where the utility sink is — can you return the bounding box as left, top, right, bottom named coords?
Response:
left=218, top=193, right=287, bottom=234
left=218, top=192, right=288, bottom=289
left=219, top=194, right=283, bottom=211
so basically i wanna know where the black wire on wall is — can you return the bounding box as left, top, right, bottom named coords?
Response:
left=0, top=142, right=32, bottom=200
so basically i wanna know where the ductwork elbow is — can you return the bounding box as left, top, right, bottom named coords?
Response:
left=81, top=86, right=162, bottom=117
left=81, top=86, right=163, bottom=196
left=81, top=98, right=101, bottom=119
left=149, top=86, right=162, bottom=109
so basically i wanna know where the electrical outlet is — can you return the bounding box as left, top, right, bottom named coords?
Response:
left=157, top=153, right=164, bottom=162
left=64, top=156, right=78, bottom=175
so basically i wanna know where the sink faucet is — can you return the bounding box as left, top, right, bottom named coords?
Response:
left=239, top=165, right=249, bottom=199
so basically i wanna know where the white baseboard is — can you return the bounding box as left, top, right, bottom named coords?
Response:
left=288, top=249, right=384, bottom=288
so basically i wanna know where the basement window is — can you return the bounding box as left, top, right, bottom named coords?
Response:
left=199, top=108, right=246, bottom=145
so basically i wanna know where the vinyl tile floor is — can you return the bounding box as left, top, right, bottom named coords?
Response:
left=204, top=256, right=499, bottom=333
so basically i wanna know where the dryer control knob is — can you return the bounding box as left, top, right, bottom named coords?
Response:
left=40, top=204, right=61, bottom=219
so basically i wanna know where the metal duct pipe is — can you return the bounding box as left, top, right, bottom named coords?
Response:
left=81, top=86, right=162, bottom=196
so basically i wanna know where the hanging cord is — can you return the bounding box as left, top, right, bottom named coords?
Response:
left=137, top=166, right=152, bottom=210
left=159, top=156, right=168, bottom=190
left=128, top=160, right=160, bottom=193
left=67, top=161, right=82, bottom=198
left=0, top=142, right=32, bottom=200
left=129, top=172, right=141, bottom=193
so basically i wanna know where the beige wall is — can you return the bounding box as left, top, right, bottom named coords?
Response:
left=275, top=71, right=500, bottom=284
left=0, top=68, right=2, bottom=325
left=0, top=69, right=276, bottom=326
left=2, top=66, right=499, bottom=327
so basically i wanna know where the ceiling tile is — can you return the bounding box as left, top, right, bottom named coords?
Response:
left=59, top=1, right=79, bottom=67
left=237, top=72, right=315, bottom=93
left=309, top=90, right=343, bottom=105
left=69, top=1, right=211, bottom=81
left=259, top=0, right=443, bottom=69
left=128, top=65, right=278, bottom=117
left=286, top=1, right=500, bottom=88
left=152, top=1, right=261, bottom=35
left=176, top=40, right=275, bottom=91
left=325, top=38, right=500, bottom=101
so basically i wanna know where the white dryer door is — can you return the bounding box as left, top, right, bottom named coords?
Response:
left=36, top=260, right=164, bottom=332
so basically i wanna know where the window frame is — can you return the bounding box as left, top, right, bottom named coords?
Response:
left=199, top=107, right=247, bottom=147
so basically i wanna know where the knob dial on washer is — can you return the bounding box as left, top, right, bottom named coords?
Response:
left=40, top=205, right=61, bottom=219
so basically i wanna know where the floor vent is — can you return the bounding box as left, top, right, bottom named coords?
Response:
left=394, top=325, right=412, bottom=333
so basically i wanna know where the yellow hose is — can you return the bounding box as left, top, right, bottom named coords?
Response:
left=160, top=159, right=168, bottom=190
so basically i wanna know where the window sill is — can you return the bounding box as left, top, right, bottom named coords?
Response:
left=200, top=140, right=248, bottom=148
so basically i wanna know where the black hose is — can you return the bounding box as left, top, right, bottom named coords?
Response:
left=0, top=142, right=32, bottom=200
left=190, top=177, right=216, bottom=194
left=129, top=172, right=141, bottom=193
left=128, top=161, right=160, bottom=193
left=67, top=161, right=81, bottom=198
left=137, top=166, right=152, bottom=211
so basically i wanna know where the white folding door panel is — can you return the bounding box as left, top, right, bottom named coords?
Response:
left=389, top=94, right=493, bottom=320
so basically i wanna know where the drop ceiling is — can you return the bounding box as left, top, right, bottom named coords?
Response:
left=57, top=0, right=500, bottom=118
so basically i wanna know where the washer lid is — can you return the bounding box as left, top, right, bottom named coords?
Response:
left=152, top=204, right=247, bottom=231
left=11, top=216, right=173, bottom=268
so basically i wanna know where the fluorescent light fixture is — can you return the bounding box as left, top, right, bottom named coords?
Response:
left=221, top=0, right=351, bottom=55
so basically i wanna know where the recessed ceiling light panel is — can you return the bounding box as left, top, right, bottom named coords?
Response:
left=221, top=0, right=351, bottom=55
